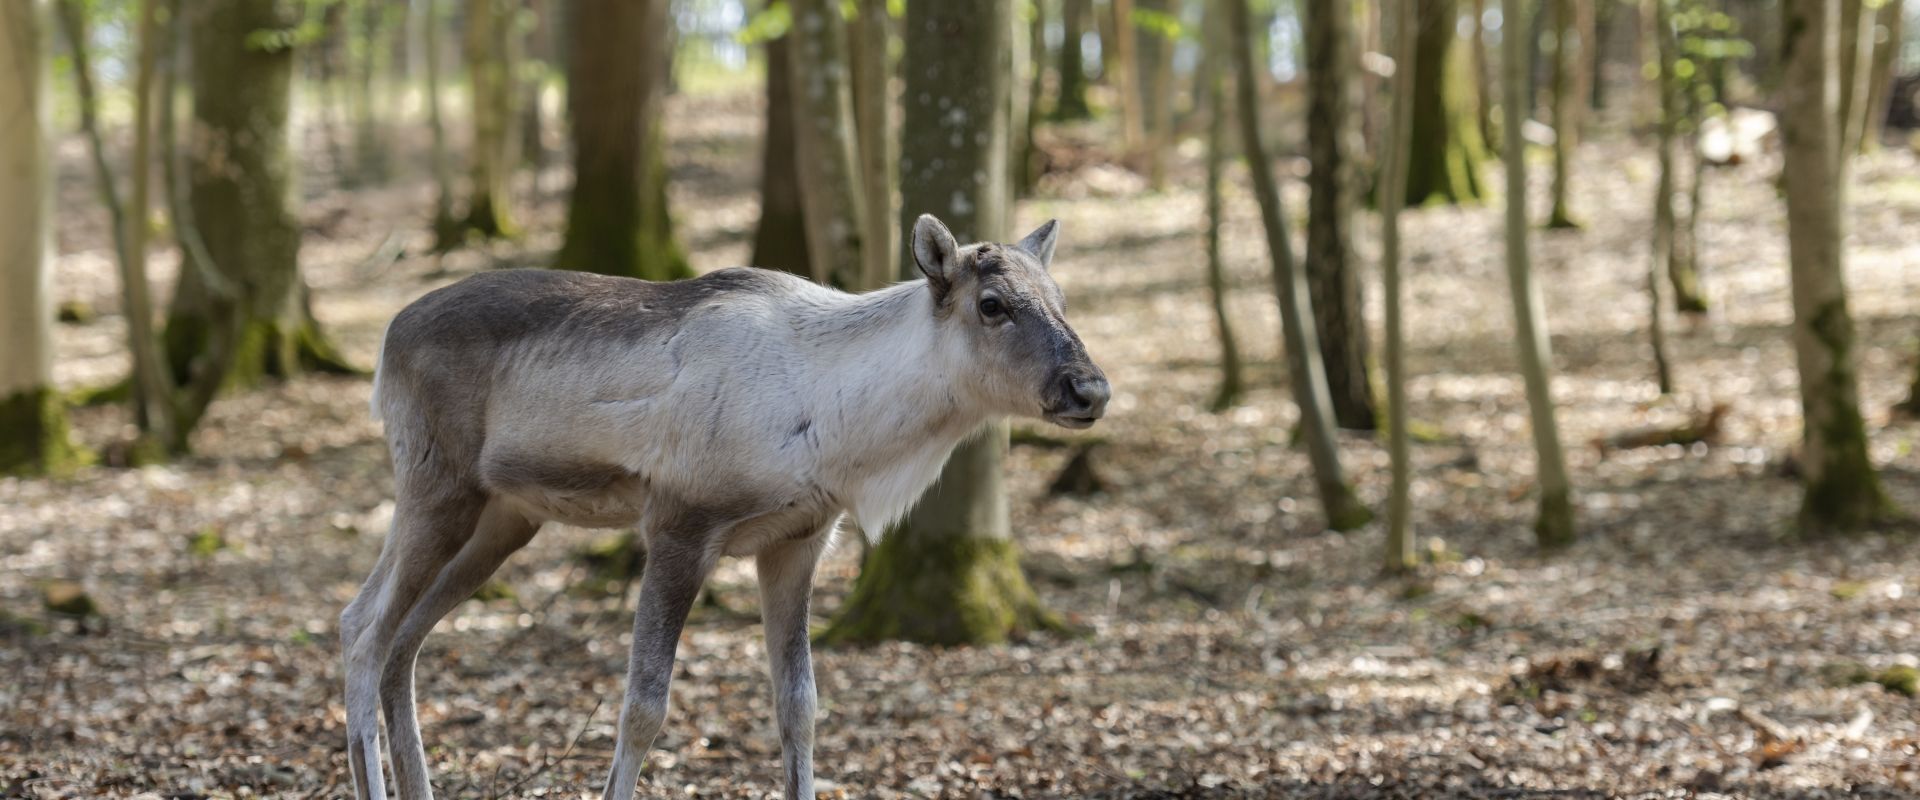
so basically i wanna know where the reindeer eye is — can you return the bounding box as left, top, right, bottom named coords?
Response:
left=978, top=297, right=1005, bottom=319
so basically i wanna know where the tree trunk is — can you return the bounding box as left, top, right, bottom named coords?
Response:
left=1671, top=99, right=1708, bottom=313
left=1407, top=0, right=1488, bottom=205
left=788, top=0, right=868, bottom=290
left=1470, top=0, right=1495, bottom=148
left=1201, top=3, right=1244, bottom=413
left=1546, top=0, right=1582, bottom=228
left=166, top=0, right=349, bottom=401
left=1303, top=0, right=1377, bottom=430
left=422, top=0, right=460, bottom=250
left=821, top=0, right=1057, bottom=647
left=752, top=34, right=813, bottom=277
left=520, top=0, right=553, bottom=193
left=1647, top=0, right=1678, bottom=394
left=462, top=0, right=520, bottom=237
left=1780, top=0, right=1890, bottom=534
left=853, top=0, right=897, bottom=289
left=1859, top=0, right=1902, bottom=152
left=1056, top=0, right=1093, bottom=119
left=1111, top=0, right=1145, bottom=154
left=555, top=0, right=691, bottom=280
left=0, top=0, right=78, bottom=475
left=351, top=0, right=391, bottom=185
left=1139, top=0, right=1176, bottom=189
left=1501, top=0, right=1576, bottom=549
left=1381, top=0, right=1419, bottom=574
left=1836, top=0, right=1877, bottom=157
left=1228, top=0, right=1372, bottom=532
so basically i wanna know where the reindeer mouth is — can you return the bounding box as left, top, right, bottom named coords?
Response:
left=1045, top=410, right=1100, bottom=429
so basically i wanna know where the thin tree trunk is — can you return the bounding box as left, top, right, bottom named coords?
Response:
left=1780, top=0, right=1890, bottom=534
left=1112, top=0, right=1145, bottom=155
left=1859, top=0, right=1902, bottom=152
left=1381, top=0, right=1419, bottom=574
left=1647, top=0, right=1678, bottom=394
left=822, top=0, right=1057, bottom=647
left=1303, top=0, right=1377, bottom=430
left=1546, top=0, right=1582, bottom=228
left=462, top=0, right=520, bottom=237
left=1672, top=104, right=1708, bottom=313
left=1228, top=0, right=1372, bottom=532
left=1501, top=0, right=1576, bottom=549
left=1140, top=0, right=1176, bottom=189
left=352, top=0, right=391, bottom=184
left=1201, top=3, right=1244, bottom=413
left=1056, top=0, right=1093, bottom=119
left=422, top=0, right=460, bottom=250
left=788, top=0, right=868, bottom=289
left=853, top=0, right=896, bottom=289
left=752, top=34, right=813, bottom=277
left=520, top=0, right=552, bottom=194
left=0, top=0, right=78, bottom=475
left=556, top=0, right=690, bottom=280
left=1017, top=0, right=1046, bottom=196
left=1836, top=0, right=1877, bottom=158
left=1470, top=0, right=1495, bottom=148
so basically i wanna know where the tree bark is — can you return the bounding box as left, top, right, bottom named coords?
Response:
left=821, top=0, right=1056, bottom=647
left=1836, top=0, right=1877, bottom=157
left=0, top=0, right=78, bottom=475
left=1407, top=0, right=1488, bottom=205
left=1201, top=3, right=1244, bottom=413
left=1647, top=0, right=1678, bottom=394
left=1228, top=0, right=1372, bottom=532
left=1501, top=0, right=1576, bottom=549
left=1303, top=0, right=1377, bottom=430
left=164, top=0, right=350, bottom=404
left=1056, top=0, right=1093, bottom=119
left=1780, top=0, right=1890, bottom=534
left=752, top=34, right=813, bottom=277
left=462, top=0, right=520, bottom=237
left=422, top=0, right=460, bottom=250
left=1859, top=0, right=1902, bottom=152
left=788, top=0, right=868, bottom=290
left=1546, top=0, right=1582, bottom=228
left=1381, top=0, right=1419, bottom=574
left=1139, top=0, right=1176, bottom=189
left=853, top=0, right=897, bottom=289
left=1111, top=0, right=1145, bottom=154
left=555, top=0, right=690, bottom=280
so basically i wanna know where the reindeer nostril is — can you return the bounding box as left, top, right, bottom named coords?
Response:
left=1069, top=375, right=1110, bottom=416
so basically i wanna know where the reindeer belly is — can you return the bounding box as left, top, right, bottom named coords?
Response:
left=480, top=453, right=650, bottom=528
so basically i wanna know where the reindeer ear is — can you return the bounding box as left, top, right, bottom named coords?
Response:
left=912, top=214, right=960, bottom=302
left=1016, top=219, right=1059, bottom=269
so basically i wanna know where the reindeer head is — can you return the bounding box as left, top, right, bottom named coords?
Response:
left=912, top=214, right=1110, bottom=429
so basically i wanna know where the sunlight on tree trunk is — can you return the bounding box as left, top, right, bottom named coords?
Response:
left=0, top=0, right=79, bottom=476
left=462, top=0, right=520, bottom=238
left=1229, top=0, right=1372, bottom=532
left=1836, top=0, right=1877, bottom=158
left=853, top=0, right=896, bottom=289
left=821, top=0, right=1058, bottom=647
left=1112, top=0, right=1145, bottom=155
left=1381, top=0, right=1420, bottom=574
left=1858, top=0, right=1902, bottom=153
left=1501, top=0, right=1576, bottom=549
left=1780, top=0, right=1891, bottom=535
left=1303, top=0, right=1377, bottom=431
left=1408, top=0, right=1488, bottom=205
left=752, top=34, right=813, bottom=277
left=788, top=0, right=868, bottom=290
left=1200, top=3, right=1244, bottom=413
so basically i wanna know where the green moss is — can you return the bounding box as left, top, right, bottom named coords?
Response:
left=1874, top=666, right=1918, bottom=697
left=1536, top=487, right=1576, bottom=550
left=1798, top=299, right=1895, bottom=536
left=819, top=533, right=1063, bottom=647
left=470, top=579, right=518, bottom=603
left=0, top=387, right=82, bottom=477
left=1325, top=483, right=1374, bottom=532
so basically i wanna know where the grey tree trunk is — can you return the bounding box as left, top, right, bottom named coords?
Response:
left=1303, top=0, right=1377, bottom=431
left=421, top=0, right=459, bottom=250
left=461, top=0, right=520, bottom=237
left=1546, top=0, right=1582, bottom=229
left=1228, top=0, right=1372, bottom=532
left=555, top=0, right=690, bottom=280
left=1055, top=0, right=1093, bottom=119
left=1139, top=0, right=1176, bottom=189
left=820, top=0, right=1057, bottom=647
left=1647, top=0, right=1677, bottom=393
left=751, top=34, right=813, bottom=277
left=788, top=0, right=868, bottom=289
left=1501, top=0, right=1576, bottom=549
left=1859, top=0, right=1903, bottom=152
left=852, top=0, right=896, bottom=289
left=1112, top=0, right=1145, bottom=154
left=0, top=0, right=77, bottom=475
left=1780, top=0, right=1891, bottom=534
left=1201, top=3, right=1244, bottom=412
left=1381, top=0, right=1419, bottom=574
left=1836, top=0, right=1877, bottom=157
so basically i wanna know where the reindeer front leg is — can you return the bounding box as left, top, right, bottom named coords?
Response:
left=602, top=537, right=718, bottom=800
left=755, top=532, right=829, bottom=799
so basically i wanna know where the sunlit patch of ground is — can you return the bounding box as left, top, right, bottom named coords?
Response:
left=3, top=90, right=1917, bottom=798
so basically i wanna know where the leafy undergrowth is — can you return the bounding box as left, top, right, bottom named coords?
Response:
left=4, top=93, right=1919, bottom=798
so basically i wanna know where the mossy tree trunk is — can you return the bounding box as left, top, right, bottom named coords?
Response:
left=461, top=0, right=520, bottom=238
left=1200, top=4, right=1244, bottom=413
left=1406, top=0, right=1488, bottom=205
left=1381, top=0, right=1419, bottom=574
left=0, top=0, right=78, bottom=475
left=1546, top=0, right=1583, bottom=228
left=1501, top=0, right=1577, bottom=549
left=788, top=0, right=868, bottom=290
left=821, top=0, right=1058, bottom=647
left=164, top=0, right=351, bottom=407
left=852, top=0, right=897, bottom=288
left=1780, top=0, right=1891, bottom=534
left=1228, top=0, right=1372, bottom=532
left=1055, top=0, right=1093, bottom=119
left=555, top=0, right=690, bottom=281
left=751, top=34, right=813, bottom=277
left=1303, top=0, right=1376, bottom=431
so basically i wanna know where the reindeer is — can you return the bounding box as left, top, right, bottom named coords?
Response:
left=340, top=215, right=1110, bottom=799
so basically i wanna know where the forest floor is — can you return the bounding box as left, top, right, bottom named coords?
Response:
left=4, top=89, right=1920, bottom=799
